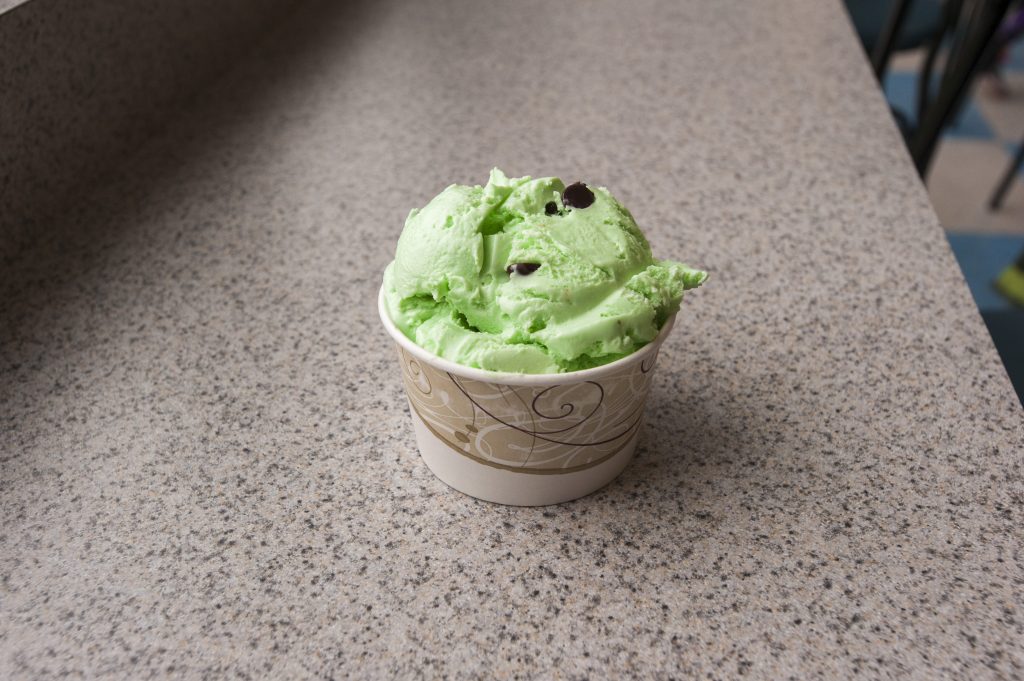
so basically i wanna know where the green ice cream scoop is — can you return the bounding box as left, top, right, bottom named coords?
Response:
left=382, top=169, right=707, bottom=373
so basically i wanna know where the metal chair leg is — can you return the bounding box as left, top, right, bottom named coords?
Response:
left=989, top=140, right=1024, bottom=210
left=917, top=0, right=964, bottom=125
left=873, top=0, right=914, bottom=81
left=911, top=0, right=1012, bottom=177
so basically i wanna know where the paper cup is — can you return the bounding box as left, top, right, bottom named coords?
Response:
left=379, top=287, right=675, bottom=506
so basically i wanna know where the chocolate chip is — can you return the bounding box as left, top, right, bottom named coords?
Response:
left=545, top=201, right=558, bottom=215
left=506, top=263, right=541, bottom=276
left=562, top=182, right=595, bottom=209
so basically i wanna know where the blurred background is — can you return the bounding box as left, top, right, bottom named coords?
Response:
left=845, top=0, right=1024, bottom=400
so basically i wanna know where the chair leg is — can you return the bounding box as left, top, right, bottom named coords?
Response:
left=911, top=0, right=1012, bottom=177
left=917, top=0, right=965, bottom=124
left=989, top=140, right=1024, bottom=210
left=873, top=0, right=914, bottom=81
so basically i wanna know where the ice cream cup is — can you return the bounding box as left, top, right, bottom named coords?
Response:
left=379, top=287, right=675, bottom=506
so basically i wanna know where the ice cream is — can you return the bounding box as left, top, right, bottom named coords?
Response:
left=382, top=169, right=706, bottom=373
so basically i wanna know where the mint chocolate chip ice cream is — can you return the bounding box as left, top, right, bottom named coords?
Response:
left=382, top=169, right=706, bottom=373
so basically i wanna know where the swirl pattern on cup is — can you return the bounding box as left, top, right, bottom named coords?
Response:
left=397, top=348, right=661, bottom=474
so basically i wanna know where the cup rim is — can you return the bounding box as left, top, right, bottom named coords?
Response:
left=378, top=285, right=675, bottom=386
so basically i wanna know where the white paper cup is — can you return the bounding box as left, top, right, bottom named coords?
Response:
left=379, top=287, right=675, bottom=506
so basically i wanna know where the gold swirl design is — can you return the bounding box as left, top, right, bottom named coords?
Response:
left=530, top=382, right=604, bottom=430
left=397, top=347, right=660, bottom=473
left=402, top=349, right=432, bottom=395
left=410, top=400, right=642, bottom=474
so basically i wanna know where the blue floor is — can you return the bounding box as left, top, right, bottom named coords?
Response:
left=946, top=233, right=1024, bottom=312
left=1009, top=38, right=1024, bottom=71
left=883, top=72, right=995, bottom=140
left=1004, top=143, right=1023, bottom=175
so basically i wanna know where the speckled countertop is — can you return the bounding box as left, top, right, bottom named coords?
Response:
left=2, top=0, right=1022, bottom=678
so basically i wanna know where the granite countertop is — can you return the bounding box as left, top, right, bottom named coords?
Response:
left=2, top=0, right=1022, bottom=678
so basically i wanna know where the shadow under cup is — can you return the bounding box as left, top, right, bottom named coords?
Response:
left=378, top=288, right=675, bottom=506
